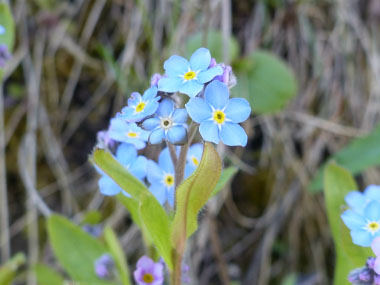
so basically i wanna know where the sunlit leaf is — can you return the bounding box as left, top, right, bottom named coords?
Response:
left=34, top=264, right=64, bottom=285
left=0, top=253, right=25, bottom=285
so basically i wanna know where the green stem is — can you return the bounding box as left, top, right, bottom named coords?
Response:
left=170, top=250, right=183, bottom=285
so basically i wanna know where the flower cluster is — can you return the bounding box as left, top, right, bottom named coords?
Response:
left=348, top=257, right=380, bottom=285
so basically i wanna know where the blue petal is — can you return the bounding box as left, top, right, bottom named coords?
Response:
left=189, top=48, right=211, bottom=71
left=345, top=191, right=366, bottom=212
left=129, top=156, right=148, bottom=180
left=341, top=210, right=366, bottom=230
left=158, top=77, right=182, bottom=93
left=179, top=80, right=203, bottom=98
left=204, top=80, right=229, bottom=109
left=199, top=121, right=220, bottom=144
left=185, top=163, right=196, bottom=178
left=109, top=118, right=128, bottom=132
left=142, top=100, right=159, bottom=117
left=149, top=128, right=165, bottom=144
left=167, top=125, right=187, bottom=144
left=143, top=86, right=158, bottom=100
left=365, top=201, right=380, bottom=220
left=164, top=55, right=189, bottom=77
left=185, top=98, right=212, bottom=123
left=142, top=117, right=160, bottom=131
left=351, top=229, right=373, bottom=247
left=98, top=176, right=121, bottom=196
left=149, top=184, right=167, bottom=205
left=116, top=144, right=137, bottom=165
left=172, top=108, right=188, bottom=124
left=220, top=122, right=247, bottom=146
left=365, top=185, right=380, bottom=201
left=146, top=160, right=163, bottom=184
left=187, top=143, right=203, bottom=164
left=198, top=66, right=223, bottom=83
left=167, top=187, right=175, bottom=207
left=158, top=148, right=175, bottom=173
left=224, top=98, right=251, bottom=123
left=127, top=92, right=141, bottom=106
left=157, top=98, right=175, bottom=117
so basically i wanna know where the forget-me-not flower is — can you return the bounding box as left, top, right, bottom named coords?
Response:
left=94, top=254, right=114, bottom=279
left=108, top=118, right=149, bottom=150
left=158, top=47, right=223, bottom=98
left=142, top=98, right=188, bottom=145
left=345, top=185, right=380, bottom=215
left=133, top=256, right=164, bottom=285
left=341, top=200, right=380, bottom=247
left=186, top=80, right=251, bottom=146
left=118, top=86, right=160, bottom=122
left=0, top=25, right=5, bottom=35
left=97, top=143, right=147, bottom=196
left=147, top=147, right=175, bottom=206
left=185, top=143, right=203, bottom=178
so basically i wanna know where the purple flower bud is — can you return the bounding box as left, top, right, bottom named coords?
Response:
left=359, top=268, right=372, bottom=281
left=375, top=274, right=380, bottom=285
left=134, top=256, right=164, bottom=285
left=367, top=257, right=376, bottom=270
left=209, top=58, right=217, bottom=68
left=96, top=130, right=116, bottom=149
left=212, top=63, right=236, bottom=88
left=0, top=44, right=11, bottom=68
left=94, top=254, right=114, bottom=279
left=82, top=224, right=103, bottom=237
left=150, top=73, right=163, bottom=87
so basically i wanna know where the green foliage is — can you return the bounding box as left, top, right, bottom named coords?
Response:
left=0, top=253, right=26, bottom=285
left=104, top=227, right=131, bottom=285
left=0, top=3, right=14, bottom=81
left=211, top=166, right=238, bottom=197
left=34, top=264, right=64, bottom=285
left=81, top=210, right=102, bottom=225
left=310, top=123, right=380, bottom=192
left=185, top=30, right=240, bottom=63
left=171, top=142, right=222, bottom=255
left=233, top=50, right=298, bottom=114
left=323, top=163, right=372, bottom=285
left=47, top=214, right=112, bottom=284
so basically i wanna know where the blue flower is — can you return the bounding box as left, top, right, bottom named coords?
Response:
left=142, top=98, right=188, bottom=145
left=0, top=25, right=5, bottom=35
left=158, top=47, right=223, bottom=98
left=0, top=44, right=11, bottom=68
left=345, top=185, right=380, bottom=215
left=118, top=87, right=160, bottom=122
left=341, top=200, right=380, bottom=247
left=147, top=148, right=175, bottom=206
left=185, top=143, right=203, bottom=178
left=108, top=118, right=149, bottom=150
left=185, top=80, right=251, bottom=146
left=97, top=143, right=148, bottom=196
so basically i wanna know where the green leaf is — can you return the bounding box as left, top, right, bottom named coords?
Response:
left=81, top=210, right=102, bottom=225
left=233, top=50, right=298, bottom=114
left=0, top=253, right=26, bottom=285
left=323, top=163, right=372, bottom=285
left=34, top=264, right=64, bottom=285
left=0, top=3, right=14, bottom=49
left=185, top=30, right=240, bottom=62
left=171, top=142, right=222, bottom=255
left=104, top=227, right=131, bottom=285
left=310, top=123, right=380, bottom=192
left=47, top=214, right=112, bottom=284
left=211, top=166, right=238, bottom=197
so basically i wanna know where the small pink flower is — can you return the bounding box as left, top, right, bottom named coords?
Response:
left=371, top=236, right=380, bottom=274
left=133, top=256, right=164, bottom=285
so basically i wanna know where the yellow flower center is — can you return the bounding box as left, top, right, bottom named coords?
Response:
left=213, top=110, right=225, bottom=124
left=160, top=117, right=173, bottom=130
left=164, top=174, right=175, bottom=187
left=184, top=71, right=196, bottom=80
left=191, top=156, right=199, bottom=166
left=127, top=132, right=138, bottom=138
left=367, top=221, right=380, bottom=233
left=135, top=102, right=146, bottom=113
left=142, top=273, right=154, bottom=283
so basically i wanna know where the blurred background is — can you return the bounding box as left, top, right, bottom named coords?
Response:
left=2, top=0, right=380, bottom=284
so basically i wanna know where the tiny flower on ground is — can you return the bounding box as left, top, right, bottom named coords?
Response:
left=118, top=86, right=160, bottom=122
left=0, top=25, right=5, bottom=35
left=142, top=98, right=188, bottom=145
left=0, top=44, right=11, bottom=68
left=147, top=147, right=175, bottom=206
left=94, top=254, right=114, bottom=279
left=158, top=47, right=223, bottom=98
left=134, top=256, right=164, bottom=285
left=345, top=185, right=380, bottom=215
left=97, top=143, right=147, bottom=196
left=186, top=80, right=251, bottom=146
left=341, top=200, right=380, bottom=247
left=108, top=118, right=149, bottom=150
left=185, top=143, right=203, bottom=178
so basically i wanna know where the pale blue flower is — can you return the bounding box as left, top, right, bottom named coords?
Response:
left=142, top=98, right=188, bottom=145
left=341, top=200, right=380, bottom=247
left=0, top=25, right=5, bottom=35
left=118, top=87, right=160, bottom=122
left=147, top=148, right=175, bottom=206
left=158, top=47, right=223, bottom=98
left=97, top=144, right=147, bottom=196
left=185, top=143, right=203, bottom=178
left=185, top=80, right=251, bottom=146
left=108, top=118, right=149, bottom=150
left=345, top=185, right=380, bottom=215
left=94, top=254, right=114, bottom=279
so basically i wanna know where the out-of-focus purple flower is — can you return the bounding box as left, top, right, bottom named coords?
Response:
left=209, top=58, right=217, bottom=68
left=372, top=237, right=380, bottom=274
left=0, top=25, right=5, bottom=35
left=96, top=130, right=116, bottom=149
left=150, top=73, right=163, bottom=87
left=0, top=44, right=11, bottom=68
left=94, top=254, right=114, bottom=279
left=182, top=263, right=190, bottom=283
left=82, top=224, right=103, bottom=237
left=348, top=256, right=380, bottom=284
left=133, top=256, right=164, bottom=285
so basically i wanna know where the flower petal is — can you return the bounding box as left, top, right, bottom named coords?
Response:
left=345, top=191, right=366, bottom=213
left=147, top=160, right=163, bottom=184
left=198, top=66, right=223, bottom=83
left=137, top=256, right=155, bottom=270
left=341, top=210, right=366, bottom=230
left=372, top=236, right=380, bottom=256
left=164, top=55, right=189, bottom=77
left=172, top=108, right=188, bottom=124
left=142, top=117, right=160, bottom=131
left=157, top=98, right=174, bottom=117
left=204, top=80, right=229, bottom=109
left=375, top=257, right=380, bottom=275
left=158, top=77, right=182, bottom=93
left=220, top=122, right=248, bottom=146
left=365, top=185, right=380, bottom=201
left=190, top=47, right=211, bottom=71
left=143, top=86, right=158, bottom=100
left=98, top=176, right=121, bottom=196
left=224, top=98, right=251, bottom=123
left=149, top=184, right=167, bottom=205
left=185, top=98, right=212, bottom=123
left=158, top=148, right=175, bottom=173
left=179, top=80, right=203, bottom=98
left=129, top=156, right=148, bottom=180
left=351, top=229, right=373, bottom=247
left=185, top=163, right=196, bottom=178
left=167, top=187, right=175, bottom=207
left=365, top=201, right=380, bottom=221
left=149, top=128, right=165, bottom=144
left=116, top=144, right=137, bottom=165
left=199, top=121, right=220, bottom=144
left=167, top=125, right=187, bottom=144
